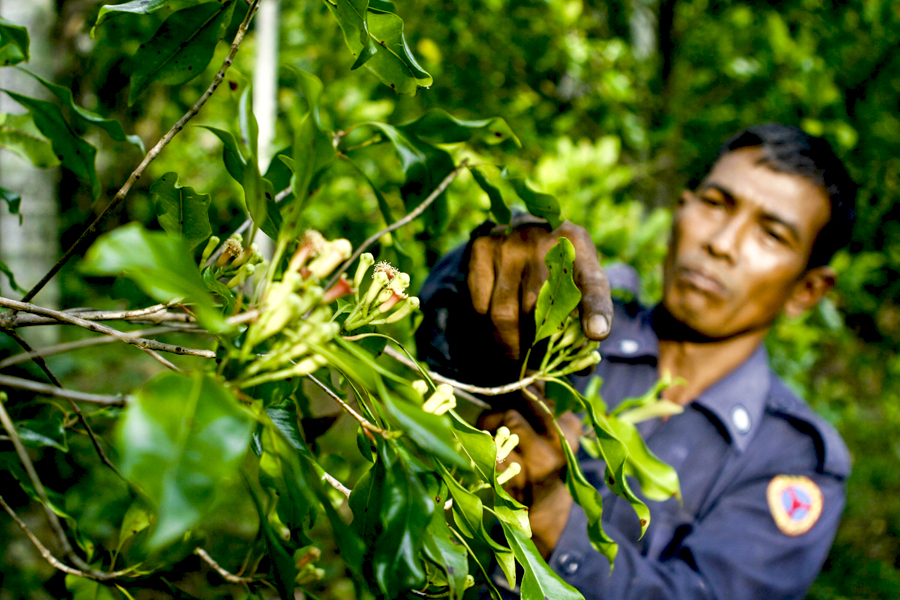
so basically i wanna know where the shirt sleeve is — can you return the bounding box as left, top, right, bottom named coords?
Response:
left=547, top=470, right=846, bottom=600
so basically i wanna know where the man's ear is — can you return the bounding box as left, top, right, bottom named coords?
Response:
left=785, top=266, right=836, bottom=318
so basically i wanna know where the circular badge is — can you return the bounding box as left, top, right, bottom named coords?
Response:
left=767, top=475, right=823, bottom=536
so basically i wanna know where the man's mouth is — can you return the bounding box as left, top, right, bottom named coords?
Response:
left=676, top=264, right=728, bottom=297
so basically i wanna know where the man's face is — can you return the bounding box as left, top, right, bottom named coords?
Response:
left=662, top=146, right=832, bottom=339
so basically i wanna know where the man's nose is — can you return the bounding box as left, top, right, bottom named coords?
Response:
left=704, top=216, right=746, bottom=262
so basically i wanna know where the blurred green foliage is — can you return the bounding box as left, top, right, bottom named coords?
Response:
left=1, top=0, right=899, bottom=598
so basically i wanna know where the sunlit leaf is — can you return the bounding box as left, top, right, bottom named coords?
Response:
left=501, top=522, right=584, bottom=600
left=470, top=167, right=511, bottom=226
left=65, top=575, right=119, bottom=600
left=81, top=223, right=230, bottom=333
left=118, top=371, right=253, bottom=548
left=402, top=109, right=520, bottom=147
left=504, top=171, right=562, bottom=229
left=608, top=418, right=681, bottom=502
left=0, top=112, right=60, bottom=168
left=534, top=238, right=581, bottom=342
left=198, top=125, right=247, bottom=184
left=151, top=172, right=212, bottom=250
left=92, top=0, right=221, bottom=35
left=128, top=1, right=236, bottom=104
left=0, top=17, right=29, bottom=66
left=115, top=502, right=151, bottom=557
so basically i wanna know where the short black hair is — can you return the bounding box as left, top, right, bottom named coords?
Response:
left=717, top=123, right=857, bottom=268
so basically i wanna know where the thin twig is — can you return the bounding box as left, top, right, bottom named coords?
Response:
left=21, top=0, right=263, bottom=304
left=325, top=160, right=469, bottom=290
left=306, top=373, right=390, bottom=436
left=0, top=375, right=128, bottom=406
left=1, top=309, right=195, bottom=329
left=195, top=548, right=255, bottom=584
left=4, top=332, right=120, bottom=474
left=383, top=346, right=533, bottom=399
left=0, top=493, right=134, bottom=580
left=0, top=297, right=215, bottom=360
left=322, top=471, right=351, bottom=498
left=0, top=326, right=202, bottom=370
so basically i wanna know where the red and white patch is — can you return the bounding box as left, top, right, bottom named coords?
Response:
left=767, top=475, right=823, bottom=536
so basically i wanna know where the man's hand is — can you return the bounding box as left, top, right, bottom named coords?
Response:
left=480, top=392, right=581, bottom=557
left=468, top=218, right=613, bottom=360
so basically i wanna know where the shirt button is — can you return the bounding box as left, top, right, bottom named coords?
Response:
left=558, top=552, right=581, bottom=575
left=619, top=339, right=640, bottom=355
left=731, top=405, right=752, bottom=434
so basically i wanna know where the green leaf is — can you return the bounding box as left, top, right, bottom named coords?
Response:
left=0, top=112, right=60, bottom=168
left=556, top=420, right=617, bottom=564
left=607, top=418, right=681, bottom=502
left=379, top=386, right=470, bottom=471
left=4, top=91, right=99, bottom=198
left=241, top=159, right=270, bottom=238
left=505, top=172, right=563, bottom=229
left=259, top=414, right=316, bottom=538
left=92, top=0, right=220, bottom=35
left=65, top=575, right=119, bottom=600
left=18, top=68, right=145, bottom=151
left=115, top=502, right=151, bottom=557
left=0, top=259, right=23, bottom=293
left=128, top=1, right=236, bottom=105
left=0, top=17, right=29, bottom=66
left=16, top=414, right=68, bottom=451
left=326, top=0, right=432, bottom=95
left=245, top=474, right=298, bottom=600
left=151, top=172, right=212, bottom=250
left=402, top=109, right=520, bottom=147
left=238, top=84, right=258, bottom=162
left=81, top=223, right=230, bottom=333
left=350, top=441, right=433, bottom=598
left=118, top=371, right=253, bottom=548
left=365, top=122, right=455, bottom=235
left=0, top=185, right=21, bottom=224
left=198, top=125, right=247, bottom=184
left=534, top=238, right=582, bottom=343
left=282, top=113, right=317, bottom=240
left=501, top=522, right=584, bottom=600
left=422, top=502, right=470, bottom=600
left=470, top=167, right=511, bottom=226
left=201, top=267, right=235, bottom=313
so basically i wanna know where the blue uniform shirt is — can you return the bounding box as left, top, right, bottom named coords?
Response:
left=416, top=246, right=851, bottom=600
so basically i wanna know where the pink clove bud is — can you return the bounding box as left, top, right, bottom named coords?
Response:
left=323, top=274, right=354, bottom=303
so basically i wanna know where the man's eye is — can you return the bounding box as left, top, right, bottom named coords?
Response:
left=700, top=196, right=723, bottom=207
left=765, top=228, right=788, bottom=244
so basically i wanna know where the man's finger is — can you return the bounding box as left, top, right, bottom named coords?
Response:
left=573, top=250, right=613, bottom=340
left=468, top=237, right=496, bottom=315
left=490, top=259, right=525, bottom=359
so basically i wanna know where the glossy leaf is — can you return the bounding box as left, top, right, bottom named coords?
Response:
left=151, top=172, right=212, bottom=250
left=66, top=575, right=119, bottom=600
left=117, top=371, right=253, bottom=548
left=0, top=112, right=60, bottom=168
left=556, top=420, right=617, bottom=564
left=500, top=522, right=583, bottom=600
left=0, top=17, right=28, bottom=66
left=421, top=501, right=469, bottom=600
left=19, top=68, right=145, bottom=151
left=402, top=109, right=520, bottom=147
left=92, top=0, right=219, bottom=35
left=259, top=413, right=316, bottom=538
left=608, top=418, right=681, bottom=502
left=504, top=172, right=563, bottom=229
left=365, top=122, right=454, bottom=234
left=326, top=0, right=432, bottom=95
left=16, top=414, right=68, bottom=451
left=81, top=223, right=230, bottom=333
left=115, top=502, right=152, bottom=557
left=350, top=441, right=433, bottom=598
left=198, top=125, right=247, bottom=184
left=128, top=1, right=236, bottom=104
left=4, top=91, right=99, bottom=198
left=245, top=475, right=298, bottom=600
left=470, top=167, right=511, bottom=226
left=241, top=159, right=270, bottom=238
left=534, top=238, right=581, bottom=342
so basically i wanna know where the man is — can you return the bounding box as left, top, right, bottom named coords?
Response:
left=416, top=124, right=855, bottom=599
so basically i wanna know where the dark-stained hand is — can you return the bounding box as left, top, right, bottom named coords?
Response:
left=480, top=391, right=581, bottom=557
left=467, top=217, right=613, bottom=360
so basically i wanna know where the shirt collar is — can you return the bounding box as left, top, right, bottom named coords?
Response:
left=692, top=344, right=770, bottom=453
left=600, top=302, right=770, bottom=452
